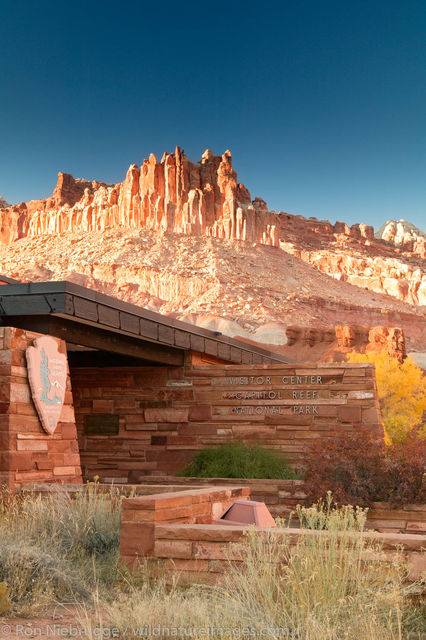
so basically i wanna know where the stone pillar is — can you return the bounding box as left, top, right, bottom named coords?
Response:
left=0, top=327, right=82, bottom=490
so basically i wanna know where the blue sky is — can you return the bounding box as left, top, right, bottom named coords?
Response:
left=1, top=0, right=425, bottom=231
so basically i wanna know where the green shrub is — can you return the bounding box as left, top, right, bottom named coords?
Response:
left=177, top=442, right=296, bottom=479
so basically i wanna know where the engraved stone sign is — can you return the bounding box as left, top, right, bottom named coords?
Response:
left=26, top=336, right=67, bottom=435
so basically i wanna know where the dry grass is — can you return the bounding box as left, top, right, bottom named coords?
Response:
left=81, top=497, right=424, bottom=640
left=0, top=487, right=423, bottom=638
left=0, top=483, right=121, bottom=615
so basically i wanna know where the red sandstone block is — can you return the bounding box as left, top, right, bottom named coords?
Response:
left=10, top=384, right=31, bottom=404
left=406, top=522, right=426, bottom=533
left=0, top=471, right=11, bottom=486
left=126, top=422, right=158, bottom=431
left=362, top=407, right=380, bottom=421
left=48, top=440, right=75, bottom=453
left=0, top=433, right=12, bottom=451
left=145, top=449, right=191, bottom=463
left=63, top=453, right=81, bottom=466
left=92, top=399, right=114, bottom=412
left=154, top=540, right=193, bottom=559
left=155, top=524, right=250, bottom=542
left=114, top=398, right=137, bottom=409
left=133, top=373, right=169, bottom=387
left=60, top=423, right=78, bottom=439
left=193, top=541, right=243, bottom=561
left=118, top=461, right=155, bottom=470
left=11, top=365, right=28, bottom=377
left=125, top=414, right=150, bottom=425
left=144, top=408, right=189, bottom=423
left=8, top=414, right=41, bottom=432
left=188, top=405, right=212, bottom=421
left=338, top=406, right=362, bottom=423
left=0, top=386, right=10, bottom=403
left=11, top=351, right=26, bottom=367
left=53, top=466, right=77, bottom=476
left=124, top=434, right=152, bottom=444
left=14, top=403, right=38, bottom=416
left=9, top=452, right=34, bottom=471
left=179, top=424, right=218, bottom=436
left=128, top=510, right=157, bottom=522
left=165, top=558, right=209, bottom=572
left=59, top=405, right=75, bottom=422
left=70, top=440, right=79, bottom=453
left=315, top=406, right=338, bottom=417
left=14, top=470, right=53, bottom=482
left=407, top=553, right=426, bottom=581
left=0, top=403, right=10, bottom=414
left=36, top=460, right=55, bottom=470
left=10, top=329, right=27, bottom=350
left=0, top=351, right=12, bottom=366
left=166, top=436, right=197, bottom=446
left=120, top=522, right=155, bottom=555
left=17, top=440, right=48, bottom=452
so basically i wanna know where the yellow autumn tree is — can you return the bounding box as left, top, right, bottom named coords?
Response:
left=346, top=350, right=426, bottom=443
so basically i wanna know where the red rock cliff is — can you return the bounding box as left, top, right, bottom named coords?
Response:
left=0, top=148, right=279, bottom=247
left=1, top=147, right=424, bottom=308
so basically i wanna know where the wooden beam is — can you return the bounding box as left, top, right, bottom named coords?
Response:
left=2, top=316, right=184, bottom=366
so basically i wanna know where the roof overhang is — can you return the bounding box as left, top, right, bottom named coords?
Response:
left=0, top=281, right=292, bottom=366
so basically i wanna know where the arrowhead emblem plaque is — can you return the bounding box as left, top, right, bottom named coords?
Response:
left=26, top=336, right=68, bottom=435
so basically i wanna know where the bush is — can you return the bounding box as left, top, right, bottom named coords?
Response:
left=346, top=350, right=426, bottom=443
left=177, top=442, right=296, bottom=479
left=303, top=427, right=425, bottom=507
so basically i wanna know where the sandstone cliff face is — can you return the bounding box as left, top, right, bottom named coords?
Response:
left=281, top=324, right=406, bottom=362
left=1, top=228, right=424, bottom=356
left=0, top=147, right=426, bottom=306
left=0, top=148, right=424, bottom=310
left=278, top=214, right=426, bottom=306
left=0, top=196, right=9, bottom=209
left=375, top=219, right=426, bottom=257
left=0, top=148, right=279, bottom=247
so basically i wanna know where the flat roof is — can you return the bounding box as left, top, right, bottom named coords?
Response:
left=0, top=274, right=20, bottom=284
left=0, top=280, right=292, bottom=366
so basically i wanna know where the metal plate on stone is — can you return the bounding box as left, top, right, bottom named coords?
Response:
left=84, top=414, right=119, bottom=435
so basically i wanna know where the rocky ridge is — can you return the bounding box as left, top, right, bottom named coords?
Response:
left=375, top=219, right=425, bottom=253
left=1, top=148, right=424, bottom=309
left=0, top=228, right=424, bottom=357
left=0, top=148, right=424, bottom=360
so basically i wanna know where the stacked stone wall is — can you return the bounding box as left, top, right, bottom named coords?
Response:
left=72, top=362, right=383, bottom=481
left=0, top=327, right=82, bottom=489
left=119, top=485, right=249, bottom=567
left=118, top=485, right=425, bottom=585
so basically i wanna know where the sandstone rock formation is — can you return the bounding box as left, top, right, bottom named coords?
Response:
left=268, top=324, right=407, bottom=363
left=0, top=148, right=424, bottom=360
left=1, top=148, right=423, bottom=309
left=0, top=148, right=279, bottom=247
left=278, top=214, right=425, bottom=306
left=375, top=219, right=426, bottom=258
left=0, top=196, right=9, bottom=209
left=0, top=228, right=424, bottom=356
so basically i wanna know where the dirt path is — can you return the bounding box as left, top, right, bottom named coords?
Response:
left=0, top=606, right=99, bottom=639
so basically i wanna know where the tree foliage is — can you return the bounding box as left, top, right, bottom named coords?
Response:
left=303, top=426, right=425, bottom=507
left=346, top=350, right=426, bottom=443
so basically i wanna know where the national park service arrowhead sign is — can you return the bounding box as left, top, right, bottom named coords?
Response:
left=26, top=336, right=67, bottom=435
